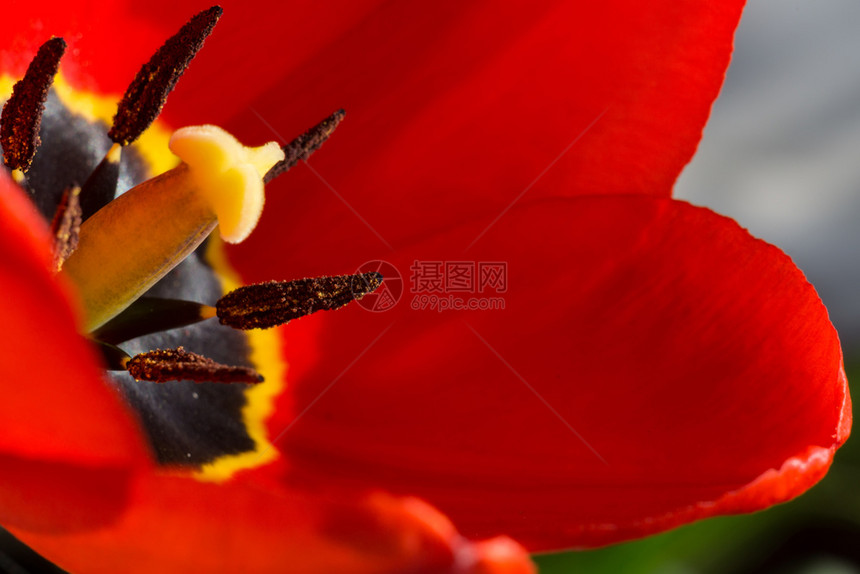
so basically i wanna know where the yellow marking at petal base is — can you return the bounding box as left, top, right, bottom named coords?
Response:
left=0, top=73, right=178, bottom=177
left=194, top=236, right=286, bottom=482
left=0, top=76, right=16, bottom=103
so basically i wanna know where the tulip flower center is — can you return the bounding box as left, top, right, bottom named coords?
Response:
left=63, top=125, right=285, bottom=332
left=0, top=6, right=378, bottom=481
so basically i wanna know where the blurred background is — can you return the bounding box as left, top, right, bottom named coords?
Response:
left=3, top=0, right=859, bottom=572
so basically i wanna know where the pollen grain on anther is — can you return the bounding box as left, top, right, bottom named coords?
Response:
left=108, top=5, right=223, bottom=146
left=264, top=109, right=346, bottom=183
left=50, top=186, right=82, bottom=272
left=0, top=37, right=66, bottom=173
left=125, top=346, right=263, bottom=384
left=216, top=271, right=382, bottom=330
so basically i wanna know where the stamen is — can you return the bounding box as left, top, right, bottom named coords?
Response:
left=79, top=143, right=122, bottom=221
left=264, top=110, right=346, bottom=183
left=94, top=297, right=216, bottom=345
left=50, top=186, right=82, bottom=272
left=125, top=346, right=263, bottom=384
left=216, top=272, right=383, bottom=330
left=0, top=37, right=66, bottom=174
left=108, top=6, right=222, bottom=146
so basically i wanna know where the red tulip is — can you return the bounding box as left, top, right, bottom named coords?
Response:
left=0, top=1, right=850, bottom=573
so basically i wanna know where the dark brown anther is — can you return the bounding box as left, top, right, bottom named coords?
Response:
left=108, top=6, right=222, bottom=145
left=125, top=346, right=262, bottom=384
left=0, top=37, right=66, bottom=172
left=50, top=186, right=82, bottom=272
left=216, top=272, right=382, bottom=330
left=264, top=109, right=346, bottom=183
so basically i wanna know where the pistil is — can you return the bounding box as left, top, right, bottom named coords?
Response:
left=61, top=125, right=284, bottom=331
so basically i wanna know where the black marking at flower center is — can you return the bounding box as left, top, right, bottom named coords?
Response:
left=1, top=88, right=258, bottom=467
left=112, top=249, right=257, bottom=465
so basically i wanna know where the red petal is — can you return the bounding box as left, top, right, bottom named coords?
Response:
left=229, top=0, right=744, bottom=279
left=5, top=2, right=743, bottom=255
left=0, top=173, right=148, bottom=531
left=228, top=0, right=745, bottom=198
left=0, top=2, right=168, bottom=93
left=0, top=2, right=387, bottom=98
left=267, top=196, right=848, bottom=550
left=11, top=472, right=535, bottom=574
left=16, top=0, right=737, bottom=195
